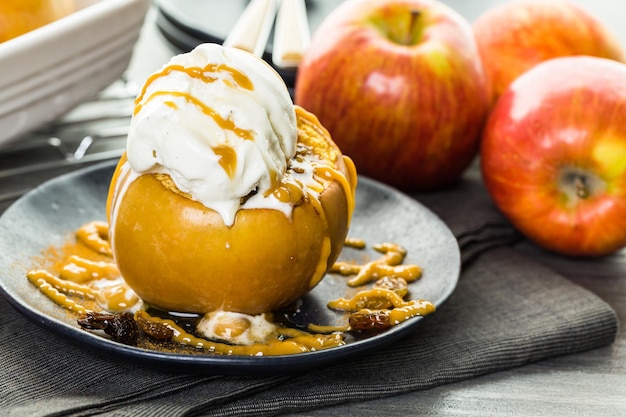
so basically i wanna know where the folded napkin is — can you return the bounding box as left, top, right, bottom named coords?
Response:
left=0, top=171, right=618, bottom=417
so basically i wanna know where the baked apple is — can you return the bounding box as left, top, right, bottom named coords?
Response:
left=106, top=44, right=356, bottom=315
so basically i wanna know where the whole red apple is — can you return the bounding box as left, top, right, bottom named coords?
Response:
left=481, top=56, right=626, bottom=257
left=473, top=0, right=625, bottom=105
left=294, top=0, right=489, bottom=191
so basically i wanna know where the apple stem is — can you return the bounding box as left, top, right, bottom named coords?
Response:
left=575, top=176, right=589, bottom=199
left=405, top=10, right=421, bottom=45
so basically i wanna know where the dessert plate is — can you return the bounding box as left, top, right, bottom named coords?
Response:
left=0, top=161, right=460, bottom=375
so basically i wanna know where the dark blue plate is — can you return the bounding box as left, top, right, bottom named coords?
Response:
left=0, top=161, right=459, bottom=375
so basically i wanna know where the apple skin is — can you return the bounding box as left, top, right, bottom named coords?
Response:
left=473, top=0, right=625, bottom=106
left=294, top=0, right=489, bottom=191
left=481, top=56, right=626, bottom=257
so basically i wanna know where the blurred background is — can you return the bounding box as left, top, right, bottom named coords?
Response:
left=1, top=0, right=624, bottom=212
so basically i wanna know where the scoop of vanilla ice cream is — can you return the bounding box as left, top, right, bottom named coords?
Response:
left=126, top=43, right=297, bottom=225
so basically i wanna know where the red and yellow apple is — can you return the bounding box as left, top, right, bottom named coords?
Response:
left=473, top=0, right=625, bottom=106
left=295, top=0, right=489, bottom=191
left=481, top=56, right=626, bottom=257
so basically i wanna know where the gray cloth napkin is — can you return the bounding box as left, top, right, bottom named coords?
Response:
left=0, top=174, right=618, bottom=417
left=412, top=171, right=523, bottom=264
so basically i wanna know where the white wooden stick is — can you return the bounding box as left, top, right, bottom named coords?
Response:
left=223, top=0, right=278, bottom=57
left=272, top=0, right=310, bottom=68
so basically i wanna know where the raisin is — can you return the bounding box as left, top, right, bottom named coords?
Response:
left=373, top=276, right=409, bottom=298
left=77, top=312, right=139, bottom=345
left=349, top=310, right=392, bottom=331
left=77, top=312, right=111, bottom=330
left=104, top=313, right=140, bottom=345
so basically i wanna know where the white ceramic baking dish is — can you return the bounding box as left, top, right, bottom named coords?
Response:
left=0, top=0, right=150, bottom=149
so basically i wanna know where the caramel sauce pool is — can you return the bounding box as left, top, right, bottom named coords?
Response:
left=26, top=221, right=435, bottom=356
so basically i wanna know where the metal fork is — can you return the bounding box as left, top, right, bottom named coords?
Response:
left=0, top=78, right=135, bottom=202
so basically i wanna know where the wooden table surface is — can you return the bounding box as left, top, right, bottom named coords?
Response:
left=2, top=1, right=625, bottom=415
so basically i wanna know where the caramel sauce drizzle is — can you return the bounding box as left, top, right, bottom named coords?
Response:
left=331, top=242, right=422, bottom=287
left=75, top=221, right=111, bottom=256
left=329, top=288, right=407, bottom=311
left=134, top=63, right=253, bottom=116
left=344, top=237, right=366, bottom=249
left=264, top=139, right=353, bottom=288
left=98, top=283, right=141, bottom=313
left=27, top=270, right=89, bottom=316
left=142, top=90, right=254, bottom=141
left=60, top=255, right=119, bottom=283
left=319, top=240, right=434, bottom=332
left=106, top=153, right=129, bottom=222
left=27, top=216, right=434, bottom=355
left=328, top=288, right=435, bottom=328
left=163, top=101, right=178, bottom=110
left=314, top=165, right=355, bottom=223
left=27, top=269, right=96, bottom=300
left=271, top=181, right=305, bottom=203
left=307, top=323, right=350, bottom=333
left=211, top=144, right=238, bottom=179
left=310, top=237, right=332, bottom=288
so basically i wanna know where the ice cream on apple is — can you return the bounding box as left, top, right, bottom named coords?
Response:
left=106, top=43, right=357, bottom=323
left=122, top=43, right=298, bottom=226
